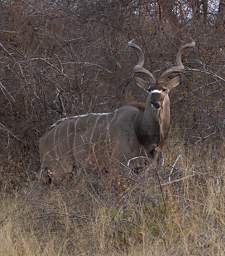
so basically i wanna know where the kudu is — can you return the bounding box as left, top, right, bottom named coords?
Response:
left=39, top=40, right=195, bottom=184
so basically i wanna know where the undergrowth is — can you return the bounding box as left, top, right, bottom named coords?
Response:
left=0, top=139, right=224, bottom=256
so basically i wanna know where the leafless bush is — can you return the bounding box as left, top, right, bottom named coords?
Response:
left=0, top=1, right=224, bottom=190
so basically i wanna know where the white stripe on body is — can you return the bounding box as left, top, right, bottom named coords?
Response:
left=53, top=125, right=59, bottom=162
left=73, top=117, right=79, bottom=162
left=50, top=112, right=112, bottom=129
left=90, top=115, right=102, bottom=143
left=45, top=111, right=116, bottom=172
left=66, top=119, right=71, bottom=154
left=106, top=113, right=111, bottom=144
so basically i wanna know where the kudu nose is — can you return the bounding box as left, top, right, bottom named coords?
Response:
left=151, top=102, right=160, bottom=109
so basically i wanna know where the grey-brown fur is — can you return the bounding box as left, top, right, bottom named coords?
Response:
left=39, top=40, right=195, bottom=184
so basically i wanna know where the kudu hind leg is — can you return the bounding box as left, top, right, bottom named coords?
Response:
left=38, top=167, right=52, bottom=185
left=39, top=162, right=73, bottom=186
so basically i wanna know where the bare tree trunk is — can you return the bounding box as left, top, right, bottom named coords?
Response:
left=187, top=0, right=201, bottom=21
left=158, top=0, right=180, bottom=31
left=202, top=0, right=208, bottom=24
left=216, top=0, right=225, bottom=30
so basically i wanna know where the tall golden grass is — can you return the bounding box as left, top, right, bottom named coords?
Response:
left=0, top=136, right=224, bottom=256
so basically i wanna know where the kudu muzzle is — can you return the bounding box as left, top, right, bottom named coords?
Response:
left=150, top=91, right=163, bottom=109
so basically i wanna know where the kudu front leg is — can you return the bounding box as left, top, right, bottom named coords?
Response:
left=148, top=146, right=164, bottom=167
left=155, top=150, right=164, bottom=167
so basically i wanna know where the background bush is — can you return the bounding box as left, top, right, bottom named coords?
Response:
left=0, top=0, right=224, bottom=193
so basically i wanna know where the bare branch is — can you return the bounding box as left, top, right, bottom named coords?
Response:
left=169, top=154, right=182, bottom=182
left=62, top=61, right=113, bottom=73
left=0, top=41, right=13, bottom=58
left=0, top=81, right=15, bottom=104
left=161, top=174, right=196, bottom=187
left=194, top=131, right=217, bottom=144
left=185, top=67, right=225, bottom=83
left=0, top=122, right=23, bottom=143
left=30, top=58, right=69, bottom=78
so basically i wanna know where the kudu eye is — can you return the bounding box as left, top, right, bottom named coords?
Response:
left=162, top=88, right=167, bottom=92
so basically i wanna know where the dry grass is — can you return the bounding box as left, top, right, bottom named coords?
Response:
left=0, top=2, right=224, bottom=255
left=0, top=138, right=224, bottom=256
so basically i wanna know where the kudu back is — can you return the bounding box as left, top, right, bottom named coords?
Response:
left=39, top=40, right=195, bottom=184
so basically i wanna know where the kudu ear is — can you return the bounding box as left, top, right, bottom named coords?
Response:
left=166, top=76, right=181, bottom=90
left=134, top=76, right=150, bottom=91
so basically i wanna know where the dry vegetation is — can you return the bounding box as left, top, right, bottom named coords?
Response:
left=0, top=140, right=224, bottom=255
left=0, top=1, right=224, bottom=255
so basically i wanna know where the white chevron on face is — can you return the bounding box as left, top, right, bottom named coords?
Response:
left=151, top=89, right=162, bottom=94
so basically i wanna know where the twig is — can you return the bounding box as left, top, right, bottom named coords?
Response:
left=56, top=88, right=66, bottom=117
left=161, top=174, right=196, bottom=187
left=64, top=37, right=84, bottom=43
left=152, top=165, right=167, bottom=213
left=0, top=30, right=18, bottom=34
left=185, top=67, right=225, bottom=83
left=54, top=54, right=64, bottom=73
left=169, top=154, right=182, bottom=182
left=0, top=122, right=23, bottom=143
left=194, top=131, right=217, bottom=144
left=0, top=81, right=15, bottom=104
left=30, top=57, right=69, bottom=78
left=127, top=156, right=148, bottom=167
left=62, top=61, right=113, bottom=73
left=0, top=41, right=13, bottom=58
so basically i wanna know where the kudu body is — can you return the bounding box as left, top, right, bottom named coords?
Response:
left=39, top=40, right=195, bottom=184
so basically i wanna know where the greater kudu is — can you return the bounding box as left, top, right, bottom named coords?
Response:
left=39, top=40, right=195, bottom=184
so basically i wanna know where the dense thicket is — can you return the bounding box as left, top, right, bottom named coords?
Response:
left=0, top=0, right=224, bottom=191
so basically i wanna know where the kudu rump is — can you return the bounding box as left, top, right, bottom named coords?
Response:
left=39, top=40, right=195, bottom=184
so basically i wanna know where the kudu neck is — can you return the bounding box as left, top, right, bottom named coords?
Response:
left=143, top=95, right=161, bottom=131
left=135, top=94, right=171, bottom=148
